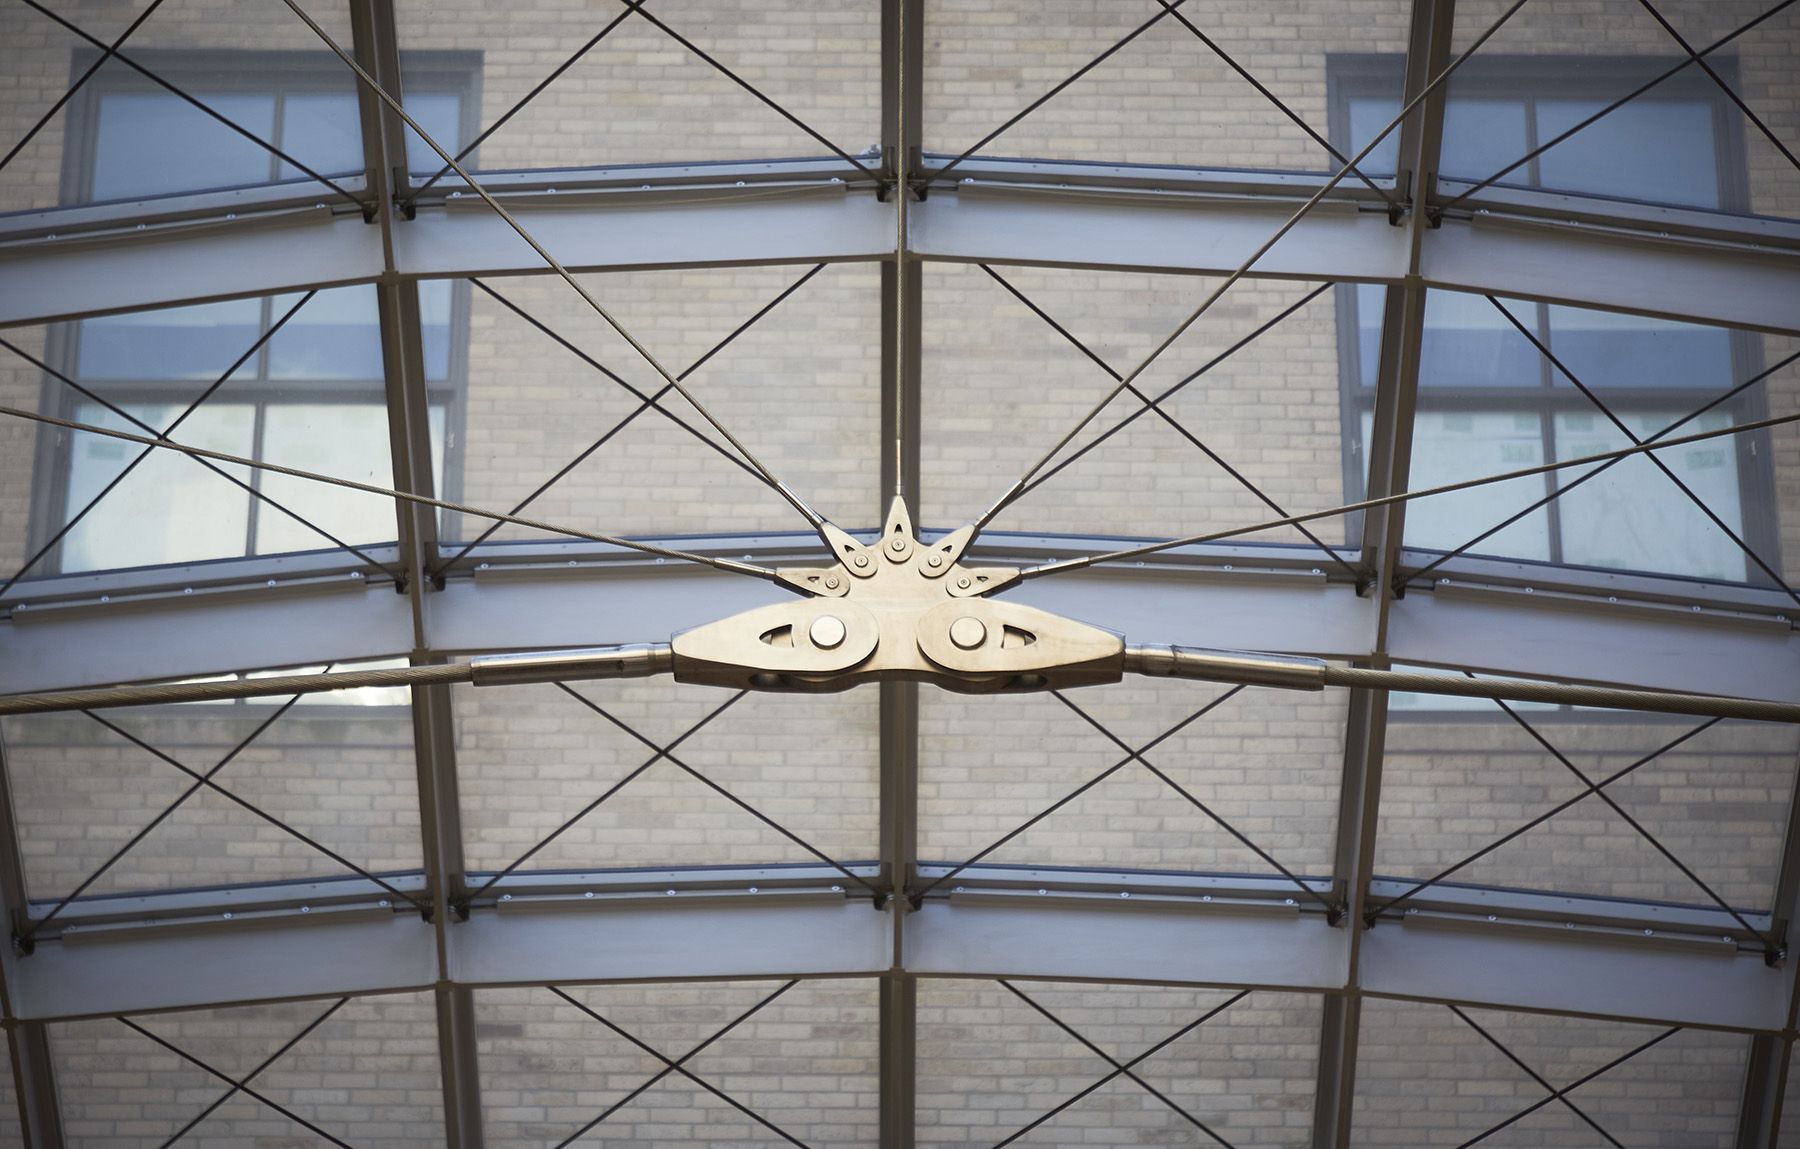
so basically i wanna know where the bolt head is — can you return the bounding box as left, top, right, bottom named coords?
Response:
left=949, top=616, right=987, bottom=649
left=809, top=614, right=847, bottom=649
left=889, top=537, right=907, bottom=552
left=927, top=554, right=944, bottom=568
left=824, top=576, right=840, bottom=589
left=853, top=554, right=870, bottom=568
left=956, top=576, right=972, bottom=589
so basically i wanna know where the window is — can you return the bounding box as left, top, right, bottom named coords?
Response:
left=31, top=53, right=474, bottom=575
left=1332, top=56, right=1777, bottom=585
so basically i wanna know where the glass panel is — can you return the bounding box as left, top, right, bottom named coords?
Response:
left=0, top=669, right=421, bottom=903
left=1348, top=97, right=1403, bottom=177
left=1419, top=292, right=1542, bottom=388
left=50, top=992, right=441, bottom=1148
left=275, top=91, right=364, bottom=181
left=1353, top=998, right=1746, bottom=1146
left=92, top=91, right=278, bottom=201
left=1546, top=305, right=1735, bottom=391
left=1392, top=409, right=1553, bottom=560
left=255, top=403, right=400, bottom=554
left=478, top=980, right=876, bottom=1149
left=78, top=299, right=264, bottom=381
left=1377, top=714, right=1797, bottom=910
left=925, top=0, right=1413, bottom=173
left=1537, top=98, right=1721, bottom=209
left=63, top=401, right=256, bottom=570
left=918, top=981, right=1320, bottom=1147
left=420, top=278, right=455, bottom=382
left=455, top=679, right=879, bottom=876
left=266, top=284, right=384, bottom=380
left=401, top=90, right=464, bottom=173
left=922, top=265, right=1349, bottom=547
left=919, top=679, right=1344, bottom=878
left=396, top=0, right=880, bottom=173
left=449, top=264, right=879, bottom=545
left=1554, top=409, right=1748, bottom=581
left=1439, top=96, right=1530, bottom=181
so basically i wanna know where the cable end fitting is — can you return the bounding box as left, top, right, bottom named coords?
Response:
left=1124, top=644, right=1327, bottom=691
left=470, top=642, right=673, bottom=687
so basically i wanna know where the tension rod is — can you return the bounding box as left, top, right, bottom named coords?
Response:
left=2, top=641, right=1795, bottom=724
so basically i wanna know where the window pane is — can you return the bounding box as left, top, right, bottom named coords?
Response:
left=266, top=285, right=384, bottom=380
left=1438, top=97, right=1528, bottom=183
left=275, top=90, right=364, bottom=180
left=420, top=278, right=454, bottom=381
left=1554, top=410, right=1748, bottom=581
left=1389, top=410, right=1552, bottom=560
left=63, top=402, right=255, bottom=571
left=1418, top=291, right=1541, bottom=388
left=401, top=90, right=464, bottom=172
left=255, top=403, right=399, bottom=554
left=1545, top=305, right=1735, bottom=391
left=91, top=91, right=277, bottom=201
left=1348, top=97, right=1402, bottom=176
left=78, top=298, right=264, bottom=381
left=1536, top=99, right=1720, bottom=209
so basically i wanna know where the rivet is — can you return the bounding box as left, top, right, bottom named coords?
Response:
left=100, top=595, right=109, bottom=603
left=748, top=887, right=759, bottom=894
left=853, top=554, right=871, bottom=568
left=655, top=557, right=664, bottom=563
left=1037, top=888, right=1047, bottom=895
left=825, top=576, right=841, bottom=589
left=1222, top=564, right=1232, bottom=571
left=183, top=587, right=193, bottom=594
left=1202, top=895, right=1212, bottom=902
left=500, top=894, right=511, bottom=901
left=831, top=885, right=842, bottom=893
left=222, top=912, right=233, bottom=919
left=1119, top=891, right=1130, bottom=898
left=927, top=554, right=944, bottom=568
left=267, top=580, right=276, bottom=587
left=584, top=891, right=594, bottom=898
left=300, top=906, right=310, bottom=913
left=1644, top=928, right=1654, bottom=936
left=1524, top=587, right=1533, bottom=594
left=478, top=562, right=488, bottom=569
left=1691, top=605, right=1701, bottom=612
left=547, top=188, right=556, bottom=193
left=1566, top=922, right=1575, bottom=929
left=954, top=886, right=965, bottom=893
left=225, top=213, right=235, bottom=220
left=1312, top=568, right=1321, bottom=575
left=137, top=223, right=146, bottom=230
left=1285, top=898, right=1296, bottom=906
left=1608, top=596, right=1617, bottom=602
left=1724, top=935, right=1734, bottom=943
left=1487, top=915, right=1497, bottom=921
left=568, top=560, right=577, bottom=566
left=956, top=576, right=971, bottom=589
left=1135, top=561, right=1144, bottom=567
left=743, top=554, right=752, bottom=560
left=667, top=889, right=677, bottom=895
left=736, top=181, right=746, bottom=187
left=1406, top=907, right=1417, bottom=914
left=890, top=538, right=906, bottom=552
left=47, top=234, right=56, bottom=239
left=809, top=614, right=847, bottom=650
left=1439, top=577, right=1449, bottom=584
left=949, top=616, right=987, bottom=649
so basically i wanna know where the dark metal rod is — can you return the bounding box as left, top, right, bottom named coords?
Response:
left=546, top=979, right=798, bottom=1149
left=117, top=1017, right=361, bottom=1149
left=549, top=986, right=817, bottom=1149
left=1488, top=295, right=1800, bottom=607
left=0, top=292, right=325, bottom=600
left=1395, top=347, right=1800, bottom=592
left=1636, top=0, right=1800, bottom=177
left=989, top=990, right=1251, bottom=1149
left=154, top=998, right=348, bottom=1149
left=912, top=687, right=1244, bottom=902
left=0, top=0, right=170, bottom=174
left=1434, top=0, right=1798, bottom=216
left=20, top=0, right=368, bottom=206
left=977, top=265, right=1356, bottom=578
left=999, top=981, right=1241, bottom=1149
left=1022, top=408, right=1800, bottom=580
left=1487, top=693, right=1777, bottom=952
left=82, top=709, right=431, bottom=915
left=1450, top=1027, right=1681, bottom=1149
left=462, top=688, right=745, bottom=904
left=17, top=688, right=315, bottom=946
left=1054, top=689, right=1335, bottom=912
left=1362, top=717, right=1723, bottom=922
left=1446, top=1004, right=1627, bottom=1149
left=435, top=264, right=826, bottom=572
left=0, top=664, right=472, bottom=718
left=558, top=684, right=881, bottom=896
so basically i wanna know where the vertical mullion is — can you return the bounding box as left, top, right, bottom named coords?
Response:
left=351, top=3, right=482, bottom=1148
left=879, top=2, right=923, bottom=1147
left=0, top=737, right=65, bottom=1148
left=1317, top=3, right=1453, bottom=1146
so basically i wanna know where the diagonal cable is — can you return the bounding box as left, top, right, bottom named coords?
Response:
left=0, top=330, right=396, bottom=584
left=621, top=0, right=878, bottom=183
left=155, top=997, right=348, bottom=1149
left=17, top=684, right=320, bottom=946
left=1636, top=0, right=1800, bottom=177
left=1053, top=689, right=1334, bottom=913
left=282, top=0, right=836, bottom=546
left=969, top=0, right=1533, bottom=537
left=406, top=0, right=641, bottom=204
left=0, top=0, right=170, bottom=174
left=1013, top=283, right=1334, bottom=503
left=1446, top=1004, right=1626, bottom=1149
left=436, top=264, right=825, bottom=573
left=20, top=0, right=368, bottom=206
left=550, top=986, right=816, bottom=1149
left=117, top=1016, right=359, bottom=1149
left=0, top=292, right=332, bottom=600
left=1014, top=409, right=1800, bottom=581
left=557, top=683, right=880, bottom=897
left=1486, top=690, right=1776, bottom=951
left=1434, top=0, right=1798, bottom=217
left=1362, top=716, right=1724, bottom=923
left=1151, top=0, right=1398, bottom=208
left=913, top=686, right=1245, bottom=902
left=463, top=689, right=747, bottom=904
left=1451, top=1026, right=1681, bottom=1149
left=0, top=403, right=779, bottom=580
left=979, top=265, right=1355, bottom=578
left=999, top=980, right=1240, bottom=1149
left=82, top=708, right=430, bottom=914
left=990, top=990, right=1250, bottom=1149
left=1395, top=346, right=1800, bottom=591
left=545, top=980, right=798, bottom=1149
left=1489, top=296, right=1800, bottom=606
left=922, top=0, right=1193, bottom=193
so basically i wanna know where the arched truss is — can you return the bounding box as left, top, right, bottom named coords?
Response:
left=0, top=0, right=1798, bottom=1144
